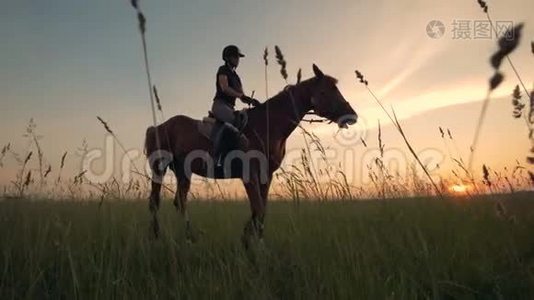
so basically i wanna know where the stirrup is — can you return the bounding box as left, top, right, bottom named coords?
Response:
left=216, top=155, right=223, bottom=167
left=238, top=134, right=249, bottom=149
left=224, top=122, right=240, bottom=134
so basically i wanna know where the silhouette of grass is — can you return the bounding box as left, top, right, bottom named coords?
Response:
left=469, top=23, right=524, bottom=171
left=353, top=69, right=443, bottom=198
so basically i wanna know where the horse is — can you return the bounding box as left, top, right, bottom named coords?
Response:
left=144, top=64, right=358, bottom=246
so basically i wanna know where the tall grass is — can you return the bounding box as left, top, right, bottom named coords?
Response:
left=2, top=195, right=534, bottom=298
left=354, top=70, right=444, bottom=198
left=469, top=22, right=524, bottom=171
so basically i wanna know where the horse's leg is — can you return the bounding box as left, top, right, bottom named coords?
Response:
left=173, top=173, right=195, bottom=243
left=149, top=166, right=167, bottom=239
left=242, top=171, right=265, bottom=248
left=260, top=173, right=272, bottom=208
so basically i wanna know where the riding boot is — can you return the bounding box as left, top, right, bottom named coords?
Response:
left=212, top=126, right=225, bottom=167
left=213, top=123, right=248, bottom=167
left=224, top=122, right=249, bottom=149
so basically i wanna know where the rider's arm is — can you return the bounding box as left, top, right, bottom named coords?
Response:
left=218, top=74, right=245, bottom=99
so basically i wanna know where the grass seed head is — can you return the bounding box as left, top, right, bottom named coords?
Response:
left=137, top=12, right=146, bottom=34
left=263, top=47, right=268, bottom=66
left=24, top=151, right=32, bottom=165
left=355, top=70, right=369, bottom=86
left=512, top=85, right=525, bottom=118
left=153, top=86, right=162, bottom=111
left=60, top=152, right=67, bottom=169
left=1, top=144, right=7, bottom=156
left=377, top=120, right=384, bottom=158
left=482, top=164, right=492, bottom=187
left=44, top=165, right=51, bottom=178
left=24, top=170, right=32, bottom=187
left=490, top=51, right=505, bottom=70
left=97, top=116, right=113, bottom=135
left=477, top=0, right=488, bottom=13
left=490, top=23, right=524, bottom=70
left=528, top=171, right=534, bottom=186
left=489, top=72, right=504, bottom=91
left=74, top=170, right=87, bottom=185
left=498, top=23, right=523, bottom=55
left=529, top=88, right=534, bottom=122
left=274, top=46, right=288, bottom=81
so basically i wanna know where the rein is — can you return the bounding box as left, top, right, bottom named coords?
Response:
left=286, top=86, right=329, bottom=124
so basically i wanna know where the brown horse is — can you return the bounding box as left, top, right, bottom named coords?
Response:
left=144, top=64, right=357, bottom=245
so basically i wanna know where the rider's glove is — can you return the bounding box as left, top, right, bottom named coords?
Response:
left=249, top=98, right=261, bottom=107
left=241, top=96, right=261, bottom=107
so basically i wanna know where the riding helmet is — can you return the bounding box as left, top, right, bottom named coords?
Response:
left=222, top=45, right=245, bottom=60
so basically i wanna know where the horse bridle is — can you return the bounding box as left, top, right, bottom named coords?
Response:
left=286, top=86, right=329, bottom=124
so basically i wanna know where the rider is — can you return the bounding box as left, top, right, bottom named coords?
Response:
left=212, top=45, right=260, bottom=165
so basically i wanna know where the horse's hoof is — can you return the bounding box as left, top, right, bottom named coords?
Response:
left=242, top=234, right=260, bottom=250
left=241, top=234, right=250, bottom=249
left=185, top=233, right=197, bottom=244
left=149, top=218, right=160, bottom=239
left=149, top=227, right=160, bottom=240
left=185, top=226, right=199, bottom=244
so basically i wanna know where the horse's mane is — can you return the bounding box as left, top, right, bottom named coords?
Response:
left=249, top=75, right=338, bottom=113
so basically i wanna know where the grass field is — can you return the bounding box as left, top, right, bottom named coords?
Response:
left=1, top=193, right=534, bottom=299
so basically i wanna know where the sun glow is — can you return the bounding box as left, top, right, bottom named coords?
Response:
left=449, top=184, right=470, bottom=194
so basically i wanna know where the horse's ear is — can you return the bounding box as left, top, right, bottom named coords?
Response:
left=312, top=64, right=324, bottom=78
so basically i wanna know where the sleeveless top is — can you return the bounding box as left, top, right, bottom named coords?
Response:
left=213, top=64, right=242, bottom=107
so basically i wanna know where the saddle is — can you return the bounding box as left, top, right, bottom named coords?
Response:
left=198, top=110, right=249, bottom=164
left=198, top=110, right=248, bottom=141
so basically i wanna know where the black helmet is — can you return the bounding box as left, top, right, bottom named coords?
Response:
left=222, top=45, right=245, bottom=61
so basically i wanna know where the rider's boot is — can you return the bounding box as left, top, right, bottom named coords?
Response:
left=225, top=122, right=249, bottom=150
left=213, top=126, right=225, bottom=167
left=213, top=123, right=248, bottom=167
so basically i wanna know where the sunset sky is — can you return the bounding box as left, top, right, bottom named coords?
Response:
left=1, top=0, right=533, bottom=188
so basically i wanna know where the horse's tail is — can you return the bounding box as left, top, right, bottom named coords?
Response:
left=144, top=126, right=156, bottom=156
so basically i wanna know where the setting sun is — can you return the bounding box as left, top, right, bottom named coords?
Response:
left=449, top=184, right=470, bottom=194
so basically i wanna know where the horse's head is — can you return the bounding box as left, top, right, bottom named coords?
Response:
left=309, top=64, right=358, bottom=129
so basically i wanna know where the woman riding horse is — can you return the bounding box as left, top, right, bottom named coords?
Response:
left=145, top=63, right=357, bottom=246
left=212, top=45, right=261, bottom=165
